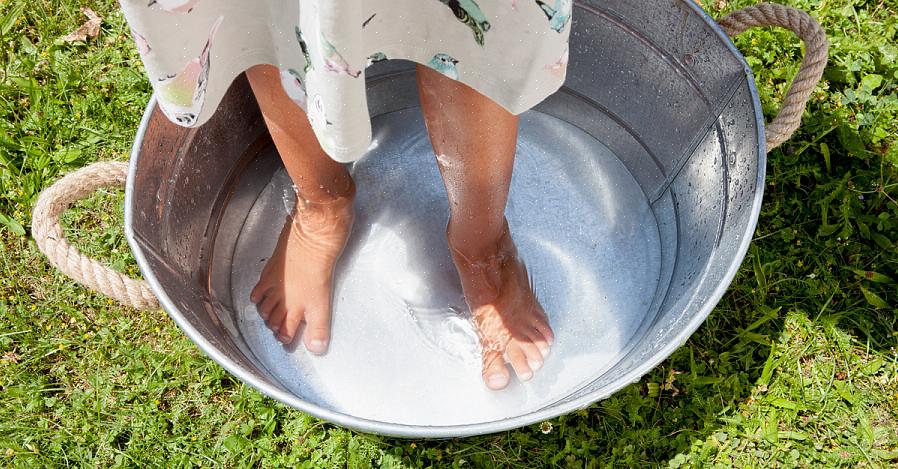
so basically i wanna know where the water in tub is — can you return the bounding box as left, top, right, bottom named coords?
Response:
left=229, top=109, right=662, bottom=425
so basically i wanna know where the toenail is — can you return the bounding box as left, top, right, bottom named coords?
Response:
left=519, top=370, right=533, bottom=381
left=308, top=339, right=328, bottom=354
left=487, top=374, right=507, bottom=389
left=529, top=359, right=542, bottom=371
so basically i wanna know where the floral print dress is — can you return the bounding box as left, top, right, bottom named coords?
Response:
left=119, top=0, right=572, bottom=163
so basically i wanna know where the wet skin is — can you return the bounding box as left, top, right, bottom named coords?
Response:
left=246, top=63, right=554, bottom=390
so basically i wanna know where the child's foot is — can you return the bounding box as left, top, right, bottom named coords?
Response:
left=250, top=182, right=355, bottom=352
left=448, top=220, right=554, bottom=390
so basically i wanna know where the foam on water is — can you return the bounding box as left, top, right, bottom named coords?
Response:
left=227, top=108, right=663, bottom=425
left=403, top=302, right=481, bottom=365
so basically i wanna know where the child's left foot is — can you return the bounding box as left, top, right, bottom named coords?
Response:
left=448, top=220, right=554, bottom=390
left=250, top=183, right=355, bottom=351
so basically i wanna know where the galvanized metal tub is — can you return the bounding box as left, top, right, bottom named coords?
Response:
left=125, top=0, right=767, bottom=437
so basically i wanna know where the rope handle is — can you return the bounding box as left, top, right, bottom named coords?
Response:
left=718, top=3, right=829, bottom=151
left=31, top=161, right=159, bottom=310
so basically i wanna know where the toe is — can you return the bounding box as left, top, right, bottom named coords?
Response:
left=267, top=305, right=286, bottom=324
left=266, top=307, right=288, bottom=335
left=256, top=300, right=272, bottom=320
left=250, top=287, right=265, bottom=305
left=277, top=309, right=304, bottom=344
left=520, top=339, right=544, bottom=372
left=481, top=349, right=510, bottom=390
left=531, top=316, right=554, bottom=346
left=250, top=279, right=272, bottom=304
left=259, top=294, right=280, bottom=318
left=506, top=343, right=533, bottom=381
left=302, top=295, right=333, bottom=355
left=528, top=328, right=551, bottom=358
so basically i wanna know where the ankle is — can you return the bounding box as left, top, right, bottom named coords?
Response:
left=294, top=174, right=356, bottom=206
left=289, top=178, right=355, bottom=229
left=446, top=217, right=511, bottom=262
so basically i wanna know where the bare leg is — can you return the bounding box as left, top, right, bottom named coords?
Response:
left=245, top=64, right=355, bottom=353
left=415, top=63, right=554, bottom=390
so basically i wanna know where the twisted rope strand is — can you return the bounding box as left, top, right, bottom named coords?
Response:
left=718, top=3, right=829, bottom=151
left=31, top=161, right=159, bottom=310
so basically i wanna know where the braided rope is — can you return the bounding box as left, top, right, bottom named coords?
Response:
left=31, top=161, right=159, bottom=310
left=718, top=3, right=829, bottom=151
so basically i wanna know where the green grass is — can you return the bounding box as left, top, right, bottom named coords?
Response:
left=1, top=0, right=897, bottom=467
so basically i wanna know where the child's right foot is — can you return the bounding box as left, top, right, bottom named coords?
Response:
left=250, top=182, right=355, bottom=352
left=448, top=220, right=554, bottom=390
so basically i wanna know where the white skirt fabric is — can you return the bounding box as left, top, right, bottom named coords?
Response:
left=119, top=0, right=572, bottom=162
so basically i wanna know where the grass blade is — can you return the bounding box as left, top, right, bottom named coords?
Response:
left=0, top=2, right=25, bottom=37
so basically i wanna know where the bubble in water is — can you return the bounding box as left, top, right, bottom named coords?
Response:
left=403, top=301, right=481, bottom=364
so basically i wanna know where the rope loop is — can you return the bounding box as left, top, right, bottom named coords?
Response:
left=719, top=3, right=829, bottom=151
left=31, top=161, right=159, bottom=310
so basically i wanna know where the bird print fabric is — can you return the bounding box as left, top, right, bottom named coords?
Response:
left=118, top=0, right=572, bottom=163
left=153, top=15, right=222, bottom=126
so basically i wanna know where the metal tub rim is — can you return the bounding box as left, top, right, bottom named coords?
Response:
left=124, top=0, right=767, bottom=438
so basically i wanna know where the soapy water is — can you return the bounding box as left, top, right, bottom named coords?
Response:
left=226, top=108, right=664, bottom=425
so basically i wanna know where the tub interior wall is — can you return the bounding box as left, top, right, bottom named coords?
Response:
left=553, top=76, right=761, bottom=407
left=564, top=0, right=747, bottom=200
left=656, top=82, right=762, bottom=324
left=130, top=76, right=289, bottom=392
